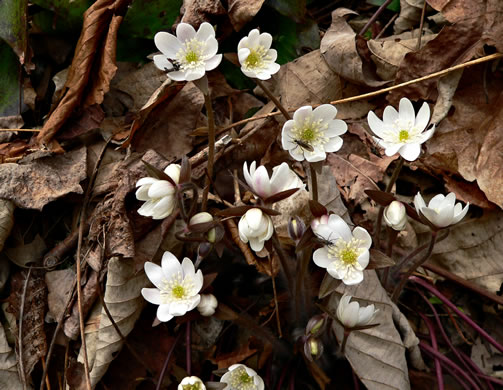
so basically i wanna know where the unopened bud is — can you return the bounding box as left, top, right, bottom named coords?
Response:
left=197, top=294, right=218, bottom=316
left=305, top=314, right=327, bottom=337
left=288, top=216, right=306, bottom=243
left=384, top=201, right=407, bottom=231
left=303, top=336, right=323, bottom=361
left=190, top=212, right=216, bottom=243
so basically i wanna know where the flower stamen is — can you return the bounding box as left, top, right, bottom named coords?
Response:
left=399, top=130, right=410, bottom=142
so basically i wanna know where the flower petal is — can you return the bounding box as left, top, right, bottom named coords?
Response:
left=367, top=111, right=387, bottom=138
left=358, top=305, right=376, bottom=325
left=181, top=257, right=195, bottom=278
left=325, top=119, right=348, bottom=137
left=196, top=22, right=215, bottom=41
left=327, top=215, right=352, bottom=241
left=154, top=32, right=182, bottom=58
left=415, top=102, right=431, bottom=130
left=451, top=203, right=469, bottom=224
left=135, top=185, right=151, bottom=201
left=398, top=97, right=415, bottom=124
left=193, top=270, right=204, bottom=293
left=293, top=106, right=312, bottom=123
left=352, top=227, right=372, bottom=249
left=151, top=196, right=175, bottom=219
left=414, top=192, right=427, bottom=213
left=249, top=237, right=265, bottom=252
left=428, top=194, right=447, bottom=210
left=399, top=143, right=421, bottom=161
left=248, top=28, right=260, bottom=47
left=141, top=288, right=162, bottom=305
left=205, top=54, right=222, bottom=71
left=343, top=269, right=364, bottom=285
left=148, top=180, right=175, bottom=198
left=252, top=165, right=272, bottom=197
left=184, top=68, right=206, bottom=81
left=383, top=105, right=399, bottom=124
left=305, top=149, right=326, bottom=162
left=323, top=137, right=343, bottom=153
left=157, top=304, right=174, bottom=322
left=138, top=200, right=156, bottom=217
left=238, top=47, right=251, bottom=64
left=153, top=55, right=174, bottom=72
left=161, top=251, right=182, bottom=279
left=313, top=104, right=337, bottom=122
left=313, top=247, right=332, bottom=268
left=187, top=295, right=201, bottom=311
left=384, top=143, right=402, bottom=157
left=176, top=23, right=196, bottom=43
left=269, top=163, right=291, bottom=194
left=144, top=262, right=165, bottom=289
left=259, top=32, right=272, bottom=49
left=169, top=301, right=189, bottom=316
left=204, top=37, right=218, bottom=57
left=356, top=250, right=369, bottom=269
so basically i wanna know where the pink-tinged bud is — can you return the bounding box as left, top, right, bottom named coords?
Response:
left=311, top=214, right=329, bottom=233
left=303, top=336, right=324, bottom=361
left=288, top=216, right=306, bottom=243
left=305, top=314, right=327, bottom=336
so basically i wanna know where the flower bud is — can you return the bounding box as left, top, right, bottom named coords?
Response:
left=288, top=216, right=306, bottom=243
left=383, top=201, right=407, bottom=231
left=305, top=314, right=327, bottom=337
left=311, top=214, right=329, bottom=233
left=197, top=294, right=218, bottom=316
left=336, top=294, right=378, bottom=328
left=303, top=336, right=324, bottom=361
left=178, top=376, right=206, bottom=390
left=238, top=208, right=274, bottom=252
left=189, top=211, right=216, bottom=243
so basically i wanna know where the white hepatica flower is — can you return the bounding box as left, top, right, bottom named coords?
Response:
left=197, top=293, right=218, bottom=316
left=367, top=97, right=435, bottom=161
left=414, top=192, right=469, bottom=229
left=312, top=215, right=371, bottom=285
left=336, top=294, right=378, bottom=328
left=384, top=200, right=407, bottom=231
left=281, top=105, right=347, bottom=162
left=141, top=251, right=203, bottom=322
left=238, top=208, right=274, bottom=252
left=238, top=29, right=280, bottom=80
left=243, top=161, right=303, bottom=199
left=153, top=22, right=222, bottom=81
left=179, top=376, right=206, bottom=390
left=221, top=364, right=264, bottom=390
left=136, top=164, right=181, bottom=219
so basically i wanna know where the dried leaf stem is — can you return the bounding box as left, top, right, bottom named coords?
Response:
left=18, top=268, right=32, bottom=390
left=358, top=0, right=395, bottom=37
left=254, top=79, right=291, bottom=120
left=416, top=0, right=428, bottom=51
left=201, top=92, right=216, bottom=211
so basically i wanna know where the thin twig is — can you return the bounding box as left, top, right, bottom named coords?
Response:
left=416, top=0, right=428, bottom=50
left=201, top=92, right=216, bottom=211
left=0, top=128, right=41, bottom=132
left=309, top=164, right=318, bottom=202
left=18, top=268, right=32, bottom=390
left=358, top=0, right=394, bottom=37
left=156, top=333, right=182, bottom=390
left=375, top=13, right=398, bottom=39
left=254, top=79, right=291, bottom=120
left=186, top=321, right=192, bottom=375
left=269, top=255, right=283, bottom=338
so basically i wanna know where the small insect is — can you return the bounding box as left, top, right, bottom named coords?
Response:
left=290, top=137, right=314, bottom=152
left=314, top=231, right=337, bottom=247
left=163, top=60, right=182, bottom=73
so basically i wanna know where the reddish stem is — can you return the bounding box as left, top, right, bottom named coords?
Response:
left=418, top=313, right=444, bottom=390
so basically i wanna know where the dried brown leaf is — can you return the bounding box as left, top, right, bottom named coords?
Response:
left=227, top=0, right=265, bottom=31
left=0, top=320, right=24, bottom=390
left=0, top=147, right=86, bottom=210
left=0, top=200, right=14, bottom=252
left=45, top=269, right=75, bottom=323
left=321, top=9, right=387, bottom=87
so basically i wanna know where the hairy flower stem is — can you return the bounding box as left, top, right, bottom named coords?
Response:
left=419, top=313, right=444, bottom=390
left=254, top=78, right=291, bottom=121
left=411, top=276, right=503, bottom=354
left=156, top=332, right=182, bottom=390
left=271, top=233, right=295, bottom=297
left=295, top=248, right=312, bottom=323
left=186, top=321, right=192, bottom=375
left=382, top=227, right=398, bottom=289
left=340, top=328, right=351, bottom=354
left=391, top=230, right=437, bottom=302
left=374, top=158, right=404, bottom=249
left=201, top=92, right=216, bottom=211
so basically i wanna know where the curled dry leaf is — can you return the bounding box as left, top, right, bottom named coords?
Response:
left=78, top=257, right=148, bottom=387
left=394, top=0, right=424, bottom=34
left=181, top=0, right=227, bottom=27
left=35, top=0, right=128, bottom=145
left=320, top=8, right=387, bottom=87
left=227, top=0, right=265, bottom=31
left=329, top=271, right=418, bottom=390
left=0, top=147, right=86, bottom=210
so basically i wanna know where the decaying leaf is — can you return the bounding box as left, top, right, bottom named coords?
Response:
left=0, top=320, right=24, bottom=390
left=329, top=271, right=415, bottom=390
left=394, top=0, right=423, bottom=34
left=45, top=268, right=75, bottom=322
left=321, top=8, right=388, bottom=87
left=0, top=147, right=86, bottom=210
left=78, top=257, right=148, bottom=387
left=227, top=0, right=265, bottom=31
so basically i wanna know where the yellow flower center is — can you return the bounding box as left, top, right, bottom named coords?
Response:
left=172, top=285, right=186, bottom=299
left=182, top=383, right=203, bottom=390
left=340, top=248, right=358, bottom=265
left=399, top=130, right=409, bottom=142
left=228, top=367, right=257, bottom=390
left=301, top=128, right=315, bottom=142
left=240, top=373, right=253, bottom=384
left=245, top=51, right=260, bottom=67
left=185, top=51, right=199, bottom=63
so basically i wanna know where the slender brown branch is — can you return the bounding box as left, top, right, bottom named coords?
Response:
left=392, top=230, right=437, bottom=302
left=156, top=333, right=182, bottom=390
left=309, top=164, right=318, bottom=202
left=375, top=13, right=398, bottom=39
left=201, top=92, right=216, bottom=211
left=254, top=78, right=291, bottom=120
left=416, top=0, right=428, bottom=51
left=358, top=0, right=394, bottom=37
left=269, top=256, right=283, bottom=338
left=18, top=268, right=32, bottom=390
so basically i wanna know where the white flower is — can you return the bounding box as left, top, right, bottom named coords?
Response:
left=384, top=200, right=407, bottom=231
left=281, top=105, right=347, bottom=162
left=136, top=164, right=181, bottom=219
left=243, top=161, right=303, bottom=199
left=237, top=29, right=280, bottom=80
left=153, top=22, right=222, bottom=81
left=197, top=293, right=218, bottom=316
left=414, top=192, right=469, bottom=229
left=179, top=376, right=206, bottom=390
left=312, top=215, right=371, bottom=285
left=238, top=208, right=274, bottom=252
left=367, top=97, right=435, bottom=161
left=141, top=251, right=203, bottom=322
left=336, top=294, right=378, bottom=328
left=190, top=212, right=216, bottom=243
left=221, top=364, right=264, bottom=390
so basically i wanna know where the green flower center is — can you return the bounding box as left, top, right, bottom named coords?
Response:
left=185, top=51, right=199, bottom=63
left=172, top=285, right=186, bottom=299
left=182, top=383, right=203, bottom=390
left=340, top=248, right=358, bottom=264
left=240, top=373, right=253, bottom=384
left=301, top=128, right=315, bottom=142
left=399, top=130, right=409, bottom=142
left=245, top=51, right=260, bottom=67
